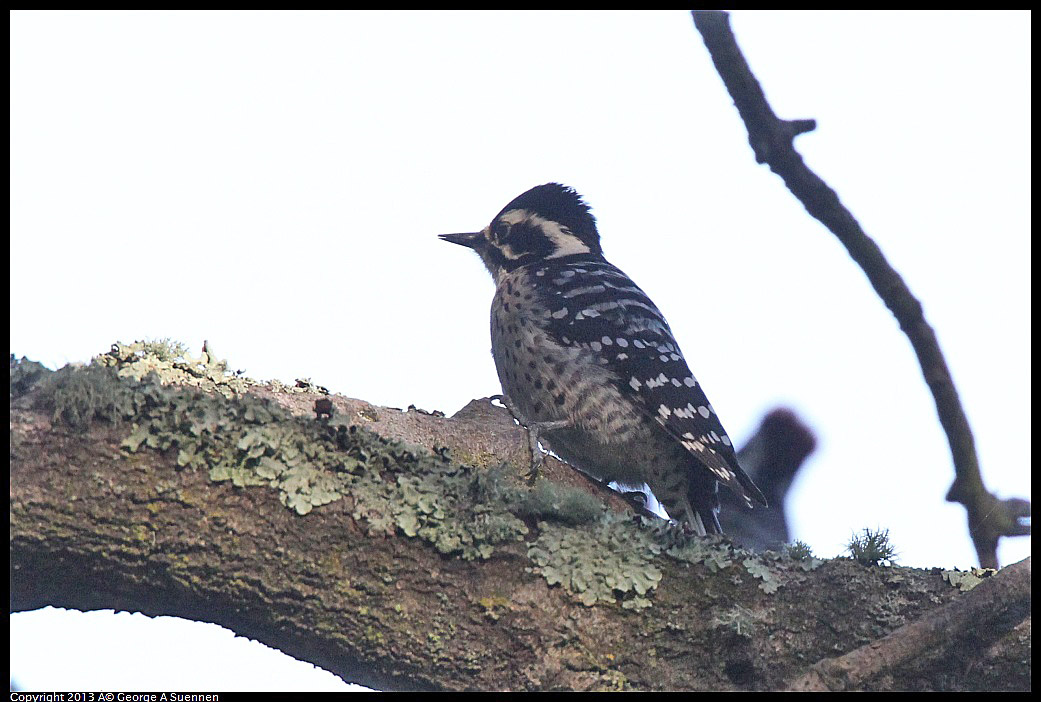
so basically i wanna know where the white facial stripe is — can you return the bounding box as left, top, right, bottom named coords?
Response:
left=539, top=214, right=590, bottom=258
left=498, top=209, right=530, bottom=227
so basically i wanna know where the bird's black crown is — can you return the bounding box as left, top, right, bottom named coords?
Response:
left=496, top=183, right=600, bottom=249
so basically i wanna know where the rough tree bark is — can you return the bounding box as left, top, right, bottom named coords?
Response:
left=9, top=361, right=1030, bottom=692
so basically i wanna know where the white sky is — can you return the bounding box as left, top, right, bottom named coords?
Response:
left=10, top=9, right=1030, bottom=692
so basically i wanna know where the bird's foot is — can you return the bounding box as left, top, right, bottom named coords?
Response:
left=492, top=394, right=569, bottom=483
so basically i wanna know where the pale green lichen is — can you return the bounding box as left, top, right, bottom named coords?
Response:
left=941, top=567, right=996, bottom=591
left=528, top=514, right=663, bottom=608
left=662, top=531, right=735, bottom=573
left=593, top=670, right=631, bottom=691
left=386, top=467, right=530, bottom=560
left=742, top=558, right=781, bottom=594
left=504, top=473, right=603, bottom=526
left=653, top=521, right=822, bottom=594
left=35, top=363, right=140, bottom=431
left=31, top=342, right=533, bottom=555
left=712, top=603, right=767, bottom=638
left=94, top=340, right=257, bottom=397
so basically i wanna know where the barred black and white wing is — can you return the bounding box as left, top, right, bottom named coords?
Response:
left=536, top=257, right=767, bottom=508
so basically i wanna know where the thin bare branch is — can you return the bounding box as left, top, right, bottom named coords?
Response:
left=691, top=10, right=1029, bottom=568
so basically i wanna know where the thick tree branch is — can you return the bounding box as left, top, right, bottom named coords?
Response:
left=788, top=556, right=1031, bottom=691
left=9, top=363, right=1030, bottom=690
left=691, top=10, right=1029, bottom=568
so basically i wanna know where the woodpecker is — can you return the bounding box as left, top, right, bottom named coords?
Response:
left=440, top=183, right=766, bottom=535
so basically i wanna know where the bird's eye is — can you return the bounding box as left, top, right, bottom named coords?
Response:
left=491, top=221, right=511, bottom=243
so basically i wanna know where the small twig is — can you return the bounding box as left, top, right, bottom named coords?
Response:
left=691, top=10, right=1029, bottom=568
left=787, top=557, right=1031, bottom=690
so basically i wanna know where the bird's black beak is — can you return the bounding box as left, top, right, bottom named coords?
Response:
left=438, top=231, right=483, bottom=249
